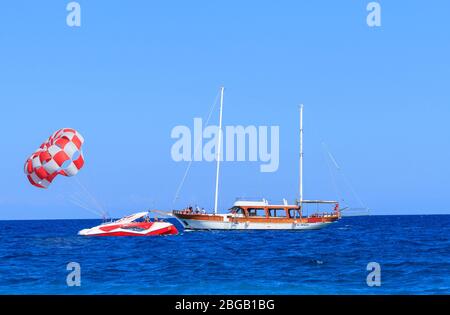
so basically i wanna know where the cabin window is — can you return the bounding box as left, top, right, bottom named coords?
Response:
left=289, top=209, right=301, bottom=218
left=268, top=208, right=287, bottom=218
left=247, top=208, right=267, bottom=217
left=231, top=207, right=246, bottom=217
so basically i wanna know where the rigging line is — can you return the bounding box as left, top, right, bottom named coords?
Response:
left=321, top=141, right=344, bottom=205
left=322, top=142, right=368, bottom=211
left=172, top=90, right=221, bottom=206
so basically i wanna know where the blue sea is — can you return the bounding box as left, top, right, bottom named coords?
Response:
left=0, top=215, right=449, bottom=294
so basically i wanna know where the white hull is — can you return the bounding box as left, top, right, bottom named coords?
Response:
left=181, top=218, right=332, bottom=230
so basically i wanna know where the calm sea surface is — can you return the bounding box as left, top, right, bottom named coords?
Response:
left=0, top=215, right=449, bottom=294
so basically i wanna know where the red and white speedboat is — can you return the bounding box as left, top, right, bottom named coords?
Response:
left=78, top=212, right=178, bottom=236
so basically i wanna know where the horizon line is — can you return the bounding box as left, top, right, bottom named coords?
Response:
left=1, top=212, right=450, bottom=221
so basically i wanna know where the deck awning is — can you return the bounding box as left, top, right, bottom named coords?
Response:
left=300, top=200, right=339, bottom=204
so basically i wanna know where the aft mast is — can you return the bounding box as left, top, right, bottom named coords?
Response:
left=214, top=86, right=225, bottom=215
left=299, top=104, right=304, bottom=205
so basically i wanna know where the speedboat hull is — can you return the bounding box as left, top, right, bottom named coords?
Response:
left=78, top=221, right=178, bottom=236
left=78, top=212, right=178, bottom=236
left=78, top=222, right=178, bottom=236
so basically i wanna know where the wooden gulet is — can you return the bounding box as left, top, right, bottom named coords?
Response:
left=172, top=88, right=341, bottom=230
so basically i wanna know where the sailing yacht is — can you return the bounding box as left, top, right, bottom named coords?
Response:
left=172, top=87, right=341, bottom=230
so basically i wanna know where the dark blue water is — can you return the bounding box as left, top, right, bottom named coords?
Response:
left=0, top=215, right=449, bottom=294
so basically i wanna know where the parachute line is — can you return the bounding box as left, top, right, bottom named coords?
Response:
left=73, top=177, right=108, bottom=219
left=68, top=195, right=104, bottom=218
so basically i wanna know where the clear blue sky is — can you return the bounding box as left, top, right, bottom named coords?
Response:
left=1, top=1, right=449, bottom=219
